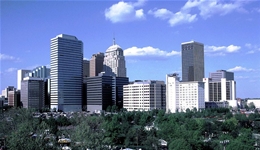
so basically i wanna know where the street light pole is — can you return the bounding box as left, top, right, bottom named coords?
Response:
left=220, top=140, right=230, bottom=150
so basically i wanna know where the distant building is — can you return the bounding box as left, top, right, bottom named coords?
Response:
left=103, top=39, right=126, bottom=77
left=50, top=34, right=83, bottom=112
left=25, top=66, right=50, bottom=79
left=247, top=99, right=260, bottom=108
left=17, top=70, right=31, bottom=90
left=1, top=86, right=16, bottom=106
left=209, top=70, right=234, bottom=82
left=181, top=41, right=204, bottom=82
left=8, top=90, right=20, bottom=107
left=123, top=80, right=166, bottom=111
left=21, top=77, right=45, bottom=109
left=89, top=52, right=104, bottom=77
left=83, top=59, right=90, bottom=77
left=166, top=74, right=205, bottom=113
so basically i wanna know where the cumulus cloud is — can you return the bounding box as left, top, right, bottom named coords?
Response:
left=5, top=67, right=17, bottom=73
left=245, top=43, right=260, bottom=54
left=124, top=46, right=180, bottom=57
left=205, top=44, right=241, bottom=55
left=0, top=53, right=20, bottom=61
left=149, top=0, right=246, bottom=26
left=105, top=0, right=146, bottom=23
left=148, top=8, right=197, bottom=26
left=182, top=0, right=243, bottom=19
left=227, top=66, right=254, bottom=72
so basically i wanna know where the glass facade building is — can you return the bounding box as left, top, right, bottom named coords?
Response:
left=181, top=41, right=204, bottom=82
left=50, top=34, right=83, bottom=112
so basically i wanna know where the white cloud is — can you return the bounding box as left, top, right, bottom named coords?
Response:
left=149, top=0, right=246, bottom=26
left=205, top=44, right=241, bottom=55
left=124, top=46, right=180, bottom=57
left=227, top=66, right=254, bottom=72
left=182, top=0, right=244, bottom=19
left=105, top=0, right=145, bottom=23
left=0, top=53, right=20, bottom=61
left=148, top=9, right=197, bottom=26
left=245, top=43, right=260, bottom=54
left=5, top=68, right=17, bottom=73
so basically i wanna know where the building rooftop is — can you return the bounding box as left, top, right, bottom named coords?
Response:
left=55, top=34, right=78, bottom=40
left=181, top=40, right=204, bottom=45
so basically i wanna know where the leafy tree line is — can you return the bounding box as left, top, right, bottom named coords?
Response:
left=1, top=108, right=260, bottom=149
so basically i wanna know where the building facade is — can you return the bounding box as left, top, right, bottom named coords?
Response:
left=26, top=66, right=50, bottom=79
left=8, top=90, right=20, bottom=107
left=181, top=41, right=204, bottom=82
left=89, top=52, right=104, bottom=77
left=85, top=74, right=129, bottom=112
left=166, top=74, right=180, bottom=113
left=50, top=34, right=83, bottom=112
left=166, top=74, right=205, bottom=113
left=17, top=70, right=31, bottom=90
left=83, top=59, right=90, bottom=78
left=123, top=80, right=166, bottom=111
left=21, top=77, right=45, bottom=109
left=203, top=77, right=236, bottom=102
left=85, top=75, right=113, bottom=112
left=103, top=39, right=126, bottom=77
left=209, top=70, right=234, bottom=82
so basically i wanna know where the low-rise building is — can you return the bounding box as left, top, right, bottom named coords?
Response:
left=123, top=80, right=166, bottom=111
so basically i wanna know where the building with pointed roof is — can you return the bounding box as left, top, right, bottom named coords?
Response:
left=103, top=39, right=126, bottom=77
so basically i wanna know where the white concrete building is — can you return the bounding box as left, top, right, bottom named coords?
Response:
left=17, top=69, right=31, bottom=90
left=247, top=99, right=260, bottom=108
left=203, top=78, right=236, bottom=102
left=123, top=80, right=166, bottom=111
left=166, top=74, right=205, bottom=113
left=103, top=39, right=126, bottom=77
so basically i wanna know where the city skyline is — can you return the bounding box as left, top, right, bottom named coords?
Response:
left=1, top=0, right=260, bottom=98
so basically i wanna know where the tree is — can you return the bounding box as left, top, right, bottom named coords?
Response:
left=248, top=102, right=256, bottom=110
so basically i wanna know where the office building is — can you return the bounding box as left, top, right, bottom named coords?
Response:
left=21, top=77, right=45, bottom=109
left=166, top=74, right=180, bottom=113
left=25, top=66, right=50, bottom=79
left=89, top=52, right=104, bottom=77
left=50, top=34, right=83, bottom=112
left=181, top=41, right=204, bottom=82
left=85, top=75, right=113, bottom=112
left=203, top=78, right=236, bottom=102
left=103, top=39, right=126, bottom=77
left=123, top=80, right=166, bottom=111
left=209, top=70, right=234, bottom=82
left=83, top=59, right=90, bottom=77
left=1, top=86, right=16, bottom=106
left=17, top=70, right=31, bottom=90
left=166, top=74, right=205, bottom=113
left=8, top=90, right=20, bottom=107
left=85, top=74, right=129, bottom=112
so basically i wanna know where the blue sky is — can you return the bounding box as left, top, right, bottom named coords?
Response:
left=1, top=0, right=260, bottom=98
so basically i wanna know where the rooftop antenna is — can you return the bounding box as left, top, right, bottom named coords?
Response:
left=113, top=32, right=116, bottom=45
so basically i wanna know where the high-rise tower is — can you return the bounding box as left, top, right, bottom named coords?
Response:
left=50, top=34, right=83, bottom=112
left=103, top=39, right=126, bottom=77
left=181, top=41, right=204, bottom=82
left=89, top=52, right=104, bottom=77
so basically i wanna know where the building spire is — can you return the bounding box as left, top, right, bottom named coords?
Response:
left=113, top=31, right=116, bottom=45
left=113, top=37, right=116, bottom=45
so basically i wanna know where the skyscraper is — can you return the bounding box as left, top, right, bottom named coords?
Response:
left=89, top=52, right=104, bottom=77
left=50, top=34, right=83, bottom=112
left=103, top=39, right=126, bottom=77
left=83, top=59, right=90, bottom=78
left=181, top=41, right=204, bottom=82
